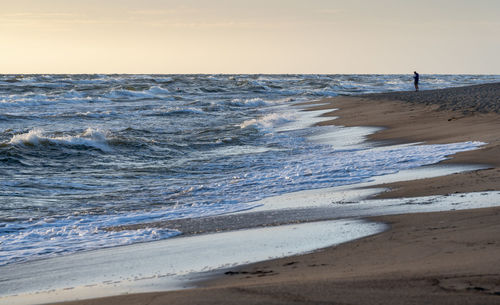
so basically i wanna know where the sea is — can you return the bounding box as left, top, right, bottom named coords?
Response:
left=1, top=74, right=499, bottom=267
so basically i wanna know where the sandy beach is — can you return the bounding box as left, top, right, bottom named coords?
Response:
left=42, top=82, right=500, bottom=305
left=314, top=82, right=500, bottom=199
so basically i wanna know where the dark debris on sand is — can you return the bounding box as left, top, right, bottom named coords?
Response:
left=360, top=82, right=500, bottom=114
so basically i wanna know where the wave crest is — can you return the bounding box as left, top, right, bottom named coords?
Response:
left=8, top=128, right=111, bottom=152
left=228, top=98, right=269, bottom=107
left=239, top=113, right=294, bottom=130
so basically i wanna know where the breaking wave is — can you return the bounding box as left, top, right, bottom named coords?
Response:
left=8, top=128, right=111, bottom=152
left=240, top=113, right=295, bottom=129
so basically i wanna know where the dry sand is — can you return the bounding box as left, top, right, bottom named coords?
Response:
left=362, top=82, right=500, bottom=113
left=47, top=83, right=500, bottom=305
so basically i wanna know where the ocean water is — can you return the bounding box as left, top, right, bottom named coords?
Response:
left=0, top=74, right=498, bottom=266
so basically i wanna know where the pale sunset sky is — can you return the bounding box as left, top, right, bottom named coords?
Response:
left=1, top=0, right=499, bottom=74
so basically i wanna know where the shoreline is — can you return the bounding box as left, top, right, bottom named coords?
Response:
left=309, top=83, right=500, bottom=198
left=16, top=83, right=500, bottom=304
left=38, top=207, right=500, bottom=305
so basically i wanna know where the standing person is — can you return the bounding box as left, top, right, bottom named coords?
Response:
left=413, top=71, right=419, bottom=91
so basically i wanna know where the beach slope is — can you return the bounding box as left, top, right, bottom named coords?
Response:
left=48, top=83, right=500, bottom=305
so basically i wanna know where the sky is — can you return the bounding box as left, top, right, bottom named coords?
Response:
left=1, top=0, right=499, bottom=74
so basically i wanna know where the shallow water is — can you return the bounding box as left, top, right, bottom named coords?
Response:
left=0, top=219, right=386, bottom=305
left=1, top=74, right=498, bottom=266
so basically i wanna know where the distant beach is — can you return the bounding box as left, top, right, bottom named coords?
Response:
left=1, top=78, right=500, bottom=305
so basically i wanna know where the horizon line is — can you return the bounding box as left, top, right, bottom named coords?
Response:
left=1, top=72, right=499, bottom=76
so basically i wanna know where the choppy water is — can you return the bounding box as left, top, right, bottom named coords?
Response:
left=0, top=74, right=498, bottom=266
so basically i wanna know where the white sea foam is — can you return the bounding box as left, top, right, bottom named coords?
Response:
left=0, top=95, right=110, bottom=108
left=62, top=90, right=85, bottom=99
left=0, top=219, right=385, bottom=304
left=0, top=200, right=257, bottom=266
left=239, top=112, right=295, bottom=129
left=73, top=111, right=116, bottom=118
left=105, top=89, right=154, bottom=100
left=146, top=86, right=170, bottom=95
left=8, top=128, right=111, bottom=152
left=157, top=107, right=205, bottom=116
left=105, top=86, right=170, bottom=100
left=229, top=97, right=269, bottom=107
left=0, top=94, right=49, bottom=107
left=1, top=139, right=483, bottom=266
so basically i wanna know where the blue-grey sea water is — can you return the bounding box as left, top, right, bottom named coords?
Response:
left=0, top=74, right=498, bottom=266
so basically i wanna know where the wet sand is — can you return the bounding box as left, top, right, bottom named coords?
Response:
left=312, top=83, right=500, bottom=199
left=47, top=83, right=500, bottom=305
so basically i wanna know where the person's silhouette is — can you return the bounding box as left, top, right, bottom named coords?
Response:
left=413, top=71, right=419, bottom=91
